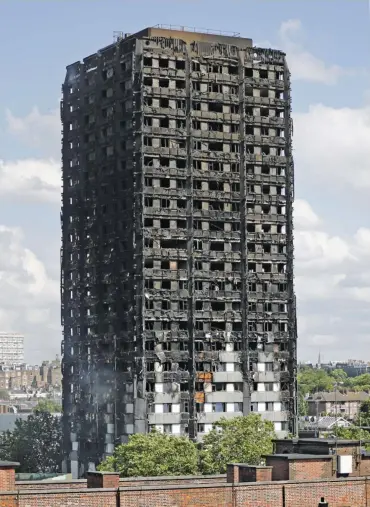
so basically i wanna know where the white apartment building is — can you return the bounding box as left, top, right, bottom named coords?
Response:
left=0, top=333, right=24, bottom=365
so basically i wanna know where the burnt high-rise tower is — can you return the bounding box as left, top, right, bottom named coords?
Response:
left=61, top=26, right=297, bottom=477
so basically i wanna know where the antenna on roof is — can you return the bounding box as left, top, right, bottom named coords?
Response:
left=113, top=31, right=124, bottom=42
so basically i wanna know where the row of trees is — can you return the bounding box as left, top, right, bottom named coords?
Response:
left=0, top=412, right=275, bottom=476
left=99, top=415, right=275, bottom=476
left=298, top=366, right=370, bottom=396
left=0, top=410, right=62, bottom=472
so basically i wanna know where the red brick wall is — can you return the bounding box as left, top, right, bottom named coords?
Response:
left=18, top=489, right=117, bottom=507
left=87, top=472, right=120, bottom=489
left=15, top=475, right=226, bottom=490
left=228, top=465, right=272, bottom=483
left=265, top=457, right=289, bottom=481
left=0, top=494, right=17, bottom=507
left=255, top=468, right=272, bottom=482
left=234, top=483, right=283, bottom=506
left=289, top=458, right=334, bottom=481
left=227, top=465, right=239, bottom=483
left=4, top=475, right=370, bottom=506
left=0, top=469, right=15, bottom=492
left=360, top=456, right=370, bottom=476
left=284, top=478, right=366, bottom=507
left=119, top=479, right=368, bottom=507
left=121, top=485, right=233, bottom=507
left=16, top=480, right=87, bottom=490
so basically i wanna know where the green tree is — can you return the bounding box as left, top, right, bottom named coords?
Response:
left=298, top=391, right=308, bottom=416
left=33, top=399, right=62, bottom=413
left=331, top=369, right=348, bottom=384
left=0, top=389, right=10, bottom=401
left=199, top=414, right=275, bottom=474
left=98, top=430, right=199, bottom=477
left=348, top=374, right=370, bottom=392
left=354, top=400, right=370, bottom=428
left=0, top=411, right=62, bottom=473
left=298, top=367, right=334, bottom=395
left=335, top=426, right=370, bottom=448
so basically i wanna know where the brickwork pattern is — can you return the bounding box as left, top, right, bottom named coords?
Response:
left=120, top=485, right=233, bottom=507
left=15, top=474, right=226, bottom=491
left=16, top=480, right=87, bottom=490
left=267, top=457, right=289, bottom=481
left=255, top=467, right=273, bottom=482
left=0, top=495, right=17, bottom=507
left=285, top=479, right=366, bottom=507
left=87, top=472, right=120, bottom=489
left=18, top=490, right=117, bottom=507
left=289, top=458, right=334, bottom=481
left=1, top=477, right=370, bottom=506
left=0, top=470, right=15, bottom=493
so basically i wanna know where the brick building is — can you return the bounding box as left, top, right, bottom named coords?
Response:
left=0, top=365, right=41, bottom=391
left=0, top=438, right=368, bottom=505
left=307, top=391, right=370, bottom=421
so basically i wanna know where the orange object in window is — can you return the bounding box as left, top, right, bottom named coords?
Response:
left=195, top=392, right=205, bottom=403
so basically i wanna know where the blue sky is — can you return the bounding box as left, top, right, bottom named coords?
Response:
left=0, top=0, right=369, bottom=363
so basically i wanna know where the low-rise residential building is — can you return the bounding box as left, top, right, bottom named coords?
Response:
left=0, top=365, right=41, bottom=390
left=0, top=357, right=62, bottom=392
left=307, top=391, right=370, bottom=420
left=40, top=357, right=62, bottom=387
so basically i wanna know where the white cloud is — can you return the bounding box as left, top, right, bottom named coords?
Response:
left=0, top=158, right=60, bottom=203
left=279, top=19, right=347, bottom=85
left=6, top=107, right=60, bottom=158
left=1, top=106, right=61, bottom=203
left=294, top=104, right=370, bottom=189
left=295, top=200, right=370, bottom=359
left=294, top=199, right=320, bottom=229
left=0, top=225, right=59, bottom=362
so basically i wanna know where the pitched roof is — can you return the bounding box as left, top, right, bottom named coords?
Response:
left=316, top=416, right=351, bottom=429
left=308, top=391, right=370, bottom=402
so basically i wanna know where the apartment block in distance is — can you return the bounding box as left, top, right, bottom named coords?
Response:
left=0, top=333, right=24, bottom=365
left=61, top=25, right=298, bottom=477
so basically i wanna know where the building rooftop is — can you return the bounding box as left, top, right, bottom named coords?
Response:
left=308, top=391, right=370, bottom=402
left=274, top=438, right=365, bottom=445
left=0, top=461, right=19, bottom=467
left=266, top=454, right=333, bottom=460
left=125, top=25, right=253, bottom=48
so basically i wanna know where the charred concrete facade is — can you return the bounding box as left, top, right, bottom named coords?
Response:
left=61, top=26, right=297, bottom=477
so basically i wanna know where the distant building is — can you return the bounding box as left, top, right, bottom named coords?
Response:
left=335, top=362, right=370, bottom=378
left=0, top=333, right=24, bottom=365
left=307, top=391, right=370, bottom=421
left=315, top=416, right=351, bottom=431
left=0, top=364, right=41, bottom=390
left=40, top=357, right=62, bottom=387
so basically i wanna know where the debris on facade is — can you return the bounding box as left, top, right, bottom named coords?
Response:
left=61, top=25, right=297, bottom=477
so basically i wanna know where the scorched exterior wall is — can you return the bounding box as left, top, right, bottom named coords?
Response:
left=61, top=27, right=297, bottom=476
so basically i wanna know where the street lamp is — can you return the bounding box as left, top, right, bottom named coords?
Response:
left=334, top=382, right=343, bottom=454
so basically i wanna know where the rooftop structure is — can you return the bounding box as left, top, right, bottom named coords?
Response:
left=3, top=439, right=370, bottom=506
left=61, top=25, right=297, bottom=477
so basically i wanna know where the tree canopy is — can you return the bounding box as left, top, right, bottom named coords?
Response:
left=33, top=399, right=62, bottom=414
left=297, top=367, right=370, bottom=396
left=200, top=414, right=275, bottom=474
left=0, top=411, right=62, bottom=473
left=298, top=367, right=335, bottom=396
left=0, top=389, right=10, bottom=401
left=98, top=415, right=276, bottom=477
left=98, top=430, right=199, bottom=477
